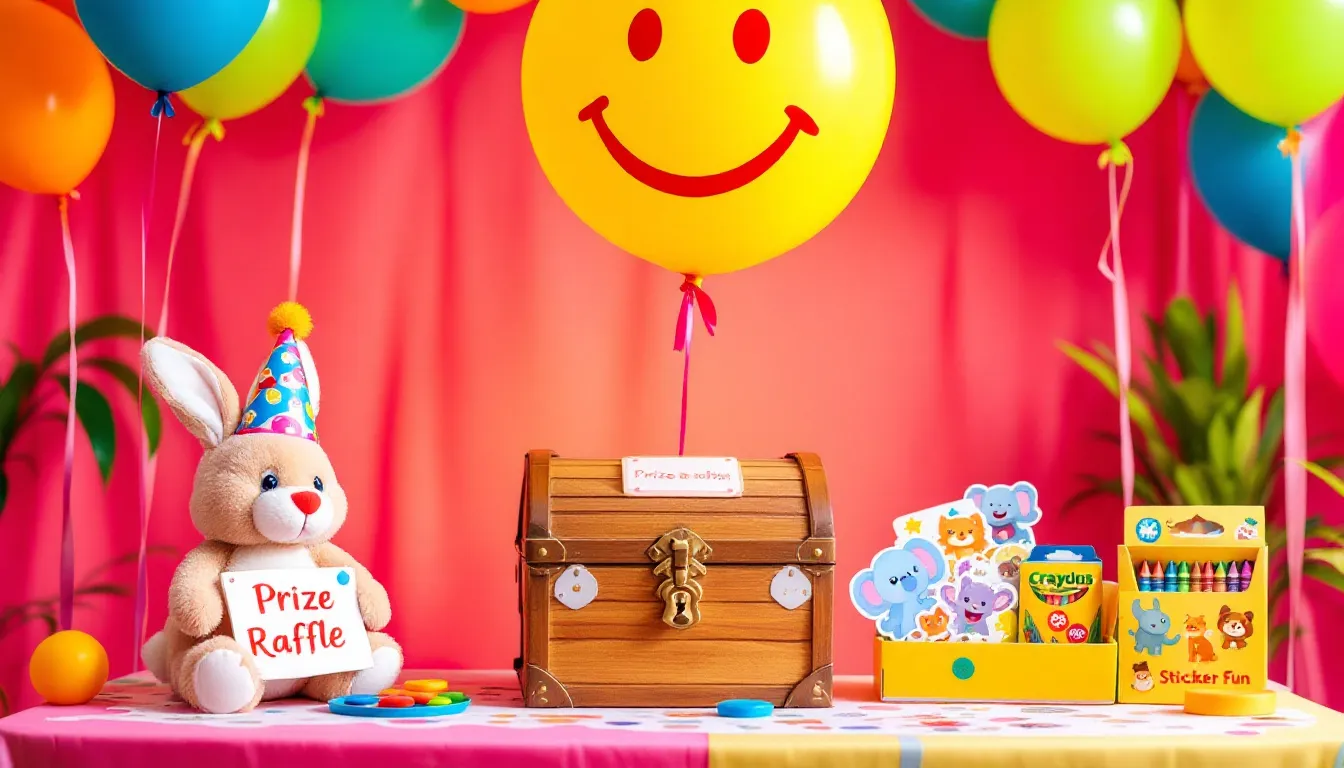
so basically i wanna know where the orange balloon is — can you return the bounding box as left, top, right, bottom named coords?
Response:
left=448, top=0, right=531, bottom=13
left=0, top=1, right=114, bottom=196
left=1175, top=27, right=1206, bottom=91
left=40, top=0, right=79, bottom=21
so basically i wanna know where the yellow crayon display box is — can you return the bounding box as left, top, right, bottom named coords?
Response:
left=1117, top=506, right=1268, bottom=705
left=874, top=581, right=1119, bottom=704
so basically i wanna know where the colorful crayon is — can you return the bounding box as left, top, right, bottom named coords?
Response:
left=1241, top=560, right=1253, bottom=588
left=1176, top=561, right=1191, bottom=592
left=1151, top=560, right=1165, bottom=592
left=1164, top=561, right=1178, bottom=592
left=1227, top=561, right=1241, bottom=593
left=1137, top=561, right=1152, bottom=591
left=1204, top=562, right=1215, bottom=592
left=1213, top=561, right=1227, bottom=592
left=1189, top=561, right=1203, bottom=592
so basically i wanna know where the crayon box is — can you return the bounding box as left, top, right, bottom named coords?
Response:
left=1117, top=506, right=1268, bottom=704
left=1018, top=546, right=1103, bottom=644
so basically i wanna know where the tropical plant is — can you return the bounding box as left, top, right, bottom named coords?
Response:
left=0, top=545, right=175, bottom=715
left=1058, top=284, right=1344, bottom=660
left=0, top=316, right=161, bottom=513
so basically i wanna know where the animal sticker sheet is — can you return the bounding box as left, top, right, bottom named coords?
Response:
left=851, top=490, right=1041, bottom=643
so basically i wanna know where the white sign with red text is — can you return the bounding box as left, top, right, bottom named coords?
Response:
left=621, top=456, right=744, bottom=497
left=220, top=567, right=372, bottom=680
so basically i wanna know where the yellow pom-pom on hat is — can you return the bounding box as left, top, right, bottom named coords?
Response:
left=268, top=301, right=313, bottom=340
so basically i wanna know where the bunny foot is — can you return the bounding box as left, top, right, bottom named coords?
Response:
left=191, top=648, right=260, bottom=714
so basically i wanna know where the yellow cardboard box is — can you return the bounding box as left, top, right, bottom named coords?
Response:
left=874, top=581, right=1119, bottom=704
left=1117, top=506, right=1267, bottom=704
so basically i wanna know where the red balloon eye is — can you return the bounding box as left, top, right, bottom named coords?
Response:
left=628, top=9, right=662, bottom=62
left=733, top=9, right=770, bottom=64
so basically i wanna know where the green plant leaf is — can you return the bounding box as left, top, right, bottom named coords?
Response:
left=1269, top=623, right=1289, bottom=660
left=1220, top=283, right=1248, bottom=395
left=1302, top=460, right=1344, bottom=497
left=1230, top=389, right=1263, bottom=478
left=1173, top=464, right=1213, bottom=506
left=41, top=316, right=154, bottom=369
left=1306, top=548, right=1344, bottom=573
left=1305, top=559, right=1344, bottom=593
left=1057, top=341, right=1163, bottom=444
left=1165, top=297, right=1215, bottom=381
left=1208, top=416, right=1233, bottom=480
left=1173, top=377, right=1218, bottom=429
left=56, top=377, right=116, bottom=483
left=0, top=360, right=37, bottom=445
left=1085, top=430, right=1173, bottom=503
left=82, top=357, right=162, bottom=456
left=1143, top=314, right=1168, bottom=364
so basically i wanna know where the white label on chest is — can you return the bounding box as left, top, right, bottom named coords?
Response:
left=621, top=456, right=744, bottom=497
left=220, top=568, right=372, bottom=681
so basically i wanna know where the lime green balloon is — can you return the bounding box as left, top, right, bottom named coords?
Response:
left=1185, top=0, right=1344, bottom=128
left=181, top=0, right=321, bottom=121
left=989, top=0, right=1181, bottom=146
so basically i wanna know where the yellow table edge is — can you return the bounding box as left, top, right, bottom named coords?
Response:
left=1184, top=688, right=1277, bottom=717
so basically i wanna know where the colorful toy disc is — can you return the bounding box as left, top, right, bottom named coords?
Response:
left=343, top=694, right=380, bottom=706
left=328, top=696, right=471, bottom=718
left=403, top=679, right=448, bottom=693
left=716, top=699, right=774, bottom=718
left=1184, top=688, right=1276, bottom=717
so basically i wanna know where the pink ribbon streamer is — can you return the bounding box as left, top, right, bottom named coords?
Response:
left=58, top=195, right=78, bottom=631
left=289, top=98, right=323, bottom=302
left=1176, top=89, right=1192, bottom=298
left=1097, top=150, right=1136, bottom=510
left=1285, top=139, right=1311, bottom=697
left=132, top=113, right=166, bottom=667
left=671, top=276, right=717, bottom=456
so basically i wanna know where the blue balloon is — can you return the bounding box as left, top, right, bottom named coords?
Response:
left=75, top=0, right=269, bottom=96
left=1189, top=90, right=1305, bottom=263
left=306, top=1, right=466, bottom=105
left=908, top=0, right=996, bottom=40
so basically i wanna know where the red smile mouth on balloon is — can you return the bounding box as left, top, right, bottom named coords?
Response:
left=578, top=96, right=818, bottom=198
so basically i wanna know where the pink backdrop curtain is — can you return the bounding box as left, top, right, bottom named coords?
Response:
left=1, top=2, right=1340, bottom=712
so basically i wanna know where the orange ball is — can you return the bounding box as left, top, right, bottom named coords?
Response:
left=30, top=630, right=109, bottom=705
left=448, top=0, right=531, bottom=13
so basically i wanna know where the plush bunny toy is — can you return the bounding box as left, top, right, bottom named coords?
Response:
left=140, top=303, right=402, bottom=713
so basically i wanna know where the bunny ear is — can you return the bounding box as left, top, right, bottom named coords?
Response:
left=143, top=339, right=240, bottom=447
left=295, top=340, right=321, bottom=416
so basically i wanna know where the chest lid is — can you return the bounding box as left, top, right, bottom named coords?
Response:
left=517, top=450, right=834, bottom=566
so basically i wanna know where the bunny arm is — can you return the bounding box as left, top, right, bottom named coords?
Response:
left=312, top=542, right=391, bottom=631
left=169, top=541, right=234, bottom=638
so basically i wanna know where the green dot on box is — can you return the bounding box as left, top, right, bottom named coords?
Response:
left=952, top=657, right=975, bottom=680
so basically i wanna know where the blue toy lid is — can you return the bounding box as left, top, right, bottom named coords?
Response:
left=1024, top=545, right=1100, bottom=564
left=716, top=699, right=774, bottom=718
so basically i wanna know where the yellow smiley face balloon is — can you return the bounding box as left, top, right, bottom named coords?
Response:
left=522, top=1, right=895, bottom=276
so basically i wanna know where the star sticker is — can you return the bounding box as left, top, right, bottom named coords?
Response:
left=903, top=518, right=922, bottom=535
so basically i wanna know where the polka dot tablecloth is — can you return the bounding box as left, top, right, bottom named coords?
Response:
left=2, top=672, right=1343, bottom=768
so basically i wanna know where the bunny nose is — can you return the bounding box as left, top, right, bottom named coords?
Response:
left=291, top=490, right=321, bottom=516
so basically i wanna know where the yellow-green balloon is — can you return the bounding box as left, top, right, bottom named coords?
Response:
left=989, top=0, right=1181, bottom=146
left=1185, top=0, right=1344, bottom=128
left=181, top=0, right=320, bottom=121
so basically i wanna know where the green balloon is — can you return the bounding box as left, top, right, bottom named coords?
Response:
left=181, top=0, right=322, bottom=122
left=306, top=0, right=466, bottom=104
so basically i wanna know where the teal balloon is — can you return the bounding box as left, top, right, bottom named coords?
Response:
left=306, top=1, right=466, bottom=104
left=1189, top=90, right=1303, bottom=263
left=74, top=0, right=269, bottom=94
left=909, top=0, right=996, bottom=40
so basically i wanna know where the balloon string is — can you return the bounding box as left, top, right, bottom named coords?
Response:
left=58, top=194, right=77, bottom=632
left=158, top=120, right=222, bottom=338
left=1096, top=143, right=1135, bottom=510
left=1282, top=128, right=1316, bottom=698
left=290, top=97, right=324, bottom=302
left=672, top=275, right=717, bottom=455
left=132, top=112, right=166, bottom=668
left=1176, top=89, right=1192, bottom=298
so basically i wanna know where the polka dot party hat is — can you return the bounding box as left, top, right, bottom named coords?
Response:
left=236, top=302, right=318, bottom=442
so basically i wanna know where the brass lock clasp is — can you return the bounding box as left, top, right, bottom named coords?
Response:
left=648, top=528, right=711, bottom=629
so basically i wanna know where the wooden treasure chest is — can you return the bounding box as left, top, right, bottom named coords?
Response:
left=515, top=450, right=835, bottom=708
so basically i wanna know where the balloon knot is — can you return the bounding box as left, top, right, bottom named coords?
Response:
left=681, top=274, right=705, bottom=290
left=1098, top=140, right=1132, bottom=169
left=150, top=91, right=176, bottom=119
left=1279, top=127, right=1303, bottom=158
left=1186, top=81, right=1209, bottom=98
left=184, top=118, right=226, bottom=146
left=67, top=190, right=81, bottom=202
left=303, top=96, right=326, bottom=118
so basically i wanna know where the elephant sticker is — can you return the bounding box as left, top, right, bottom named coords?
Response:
left=964, top=481, right=1042, bottom=546
left=850, top=538, right=947, bottom=640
